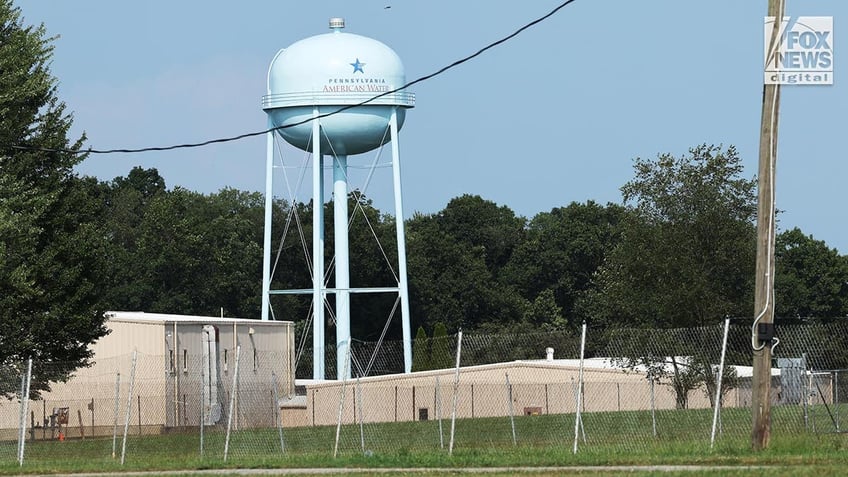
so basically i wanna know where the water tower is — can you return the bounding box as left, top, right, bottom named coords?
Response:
left=260, top=18, right=415, bottom=380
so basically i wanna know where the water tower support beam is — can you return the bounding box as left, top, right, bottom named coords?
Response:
left=334, top=154, right=351, bottom=380
left=261, top=118, right=275, bottom=322
left=390, top=108, right=413, bottom=374
left=312, top=109, right=326, bottom=380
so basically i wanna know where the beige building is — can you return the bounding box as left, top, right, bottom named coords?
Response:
left=2, top=312, right=295, bottom=440
left=283, top=358, right=751, bottom=427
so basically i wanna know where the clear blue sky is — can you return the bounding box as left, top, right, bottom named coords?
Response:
left=19, top=0, right=847, bottom=253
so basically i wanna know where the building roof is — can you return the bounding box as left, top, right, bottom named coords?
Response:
left=305, top=355, right=782, bottom=388
left=306, top=358, right=632, bottom=389
left=105, top=311, right=292, bottom=326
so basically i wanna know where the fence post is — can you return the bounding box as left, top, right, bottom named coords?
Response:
left=356, top=376, right=365, bottom=455
left=711, top=317, right=730, bottom=449
left=121, top=350, right=138, bottom=465
left=272, top=372, right=285, bottom=453
left=17, top=358, right=32, bottom=466
left=573, top=321, right=587, bottom=455
left=809, top=357, right=817, bottom=433
left=77, top=409, right=85, bottom=440
left=803, top=353, right=809, bottom=430
left=570, top=379, right=586, bottom=443
left=836, top=370, right=840, bottom=432
left=617, top=383, right=621, bottom=412
left=137, top=396, right=142, bottom=435
left=812, top=372, right=818, bottom=433
left=224, top=345, right=241, bottom=461
left=650, top=374, right=657, bottom=438
left=449, top=330, right=463, bottom=456
left=505, top=373, right=516, bottom=446
left=200, top=370, right=205, bottom=458
left=112, top=371, right=121, bottom=458
left=16, top=362, right=24, bottom=465
left=333, top=347, right=351, bottom=458
left=436, top=376, right=444, bottom=449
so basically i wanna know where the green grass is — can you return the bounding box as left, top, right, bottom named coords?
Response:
left=2, top=404, right=847, bottom=475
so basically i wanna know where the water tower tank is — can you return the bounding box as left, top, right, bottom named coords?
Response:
left=260, top=18, right=416, bottom=380
left=263, top=18, right=415, bottom=155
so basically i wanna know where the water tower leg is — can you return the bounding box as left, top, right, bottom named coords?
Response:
left=312, top=109, right=325, bottom=380
left=261, top=118, right=275, bottom=322
left=389, top=109, right=413, bottom=374
left=334, top=155, right=351, bottom=380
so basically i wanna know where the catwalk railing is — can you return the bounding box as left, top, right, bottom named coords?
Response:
left=3, top=320, right=848, bottom=466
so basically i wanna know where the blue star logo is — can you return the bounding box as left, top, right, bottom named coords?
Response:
left=350, top=58, right=366, bottom=74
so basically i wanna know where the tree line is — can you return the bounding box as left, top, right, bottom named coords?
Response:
left=2, top=1, right=847, bottom=396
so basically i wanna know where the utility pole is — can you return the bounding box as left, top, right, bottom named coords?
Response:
left=752, top=0, right=784, bottom=451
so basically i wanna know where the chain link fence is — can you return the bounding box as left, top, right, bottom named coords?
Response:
left=3, top=320, right=848, bottom=466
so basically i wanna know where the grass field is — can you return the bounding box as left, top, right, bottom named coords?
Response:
left=1, top=403, right=847, bottom=475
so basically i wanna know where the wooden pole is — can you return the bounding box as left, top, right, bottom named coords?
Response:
left=752, top=0, right=784, bottom=451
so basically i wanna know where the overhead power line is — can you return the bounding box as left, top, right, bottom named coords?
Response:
left=7, top=0, right=578, bottom=156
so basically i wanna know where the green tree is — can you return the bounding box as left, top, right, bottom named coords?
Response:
left=429, top=322, right=453, bottom=370
left=437, top=194, right=526, bottom=274
left=98, top=168, right=168, bottom=311
left=112, top=166, right=166, bottom=200
left=504, top=201, right=624, bottom=327
left=407, top=210, right=525, bottom=333
left=199, top=188, right=265, bottom=317
left=523, top=288, right=567, bottom=331
left=0, top=1, right=107, bottom=397
left=775, top=228, right=848, bottom=318
left=584, top=145, right=755, bottom=408
left=583, top=145, right=757, bottom=328
left=406, top=195, right=528, bottom=337
left=412, top=326, right=430, bottom=371
left=127, top=187, right=265, bottom=317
